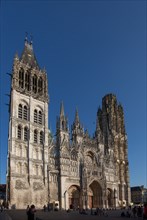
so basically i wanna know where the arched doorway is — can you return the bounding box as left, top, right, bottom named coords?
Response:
left=106, top=188, right=113, bottom=208
left=68, top=185, right=80, bottom=210
left=89, top=181, right=102, bottom=208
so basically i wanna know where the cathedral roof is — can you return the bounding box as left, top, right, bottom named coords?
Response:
left=20, top=39, right=40, bottom=69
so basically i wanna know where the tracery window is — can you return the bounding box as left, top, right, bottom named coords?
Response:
left=18, top=125, right=22, bottom=139
left=24, top=126, right=28, bottom=141
left=18, top=104, right=22, bottom=119
left=33, top=74, right=37, bottom=93
left=25, top=71, right=30, bottom=91
left=19, top=68, right=24, bottom=89
left=40, top=131, right=44, bottom=144
left=34, top=109, right=37, bottom=123
left=38, top=111, right=42, bottom=124
left=34, top=129, right=38, bottom=143
left=23, top=105, right=28, bottom=120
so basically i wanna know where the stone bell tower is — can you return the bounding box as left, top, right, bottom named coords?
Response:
left=6, top=37, right=49, bottom=208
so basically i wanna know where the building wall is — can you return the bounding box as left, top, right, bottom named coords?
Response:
left=131, top=186, right=147, bottom=205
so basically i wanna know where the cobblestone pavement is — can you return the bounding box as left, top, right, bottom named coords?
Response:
left=2, top=209, right=143, bottom=220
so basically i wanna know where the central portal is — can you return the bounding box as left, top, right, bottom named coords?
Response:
left=89, top=181, right=103, bottom=208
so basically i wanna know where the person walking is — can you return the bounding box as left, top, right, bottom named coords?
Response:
left=0, top=204, right=3, bottom=212
left=27, top=204, right=36, bottom=220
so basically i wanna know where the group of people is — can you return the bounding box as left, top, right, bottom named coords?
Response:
left=90, top=207, right=108, bottom=216
left=121, top=204, right=147, bottom=219
left=26, top=204, right=36, bottom=220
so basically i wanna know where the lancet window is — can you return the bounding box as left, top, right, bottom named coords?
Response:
left=38, top=77, right=43, bottom=94
left=34, top=109, right=37, bottom=123
left=19, top=68, right=24, bottom=89
left=40, top=131, right=44, bottom=144
left=18, top=104, right=22, bottom=119
left=24, top=126, right=28, bottom=141
left=25, top=71, right=30, bottom=91
left=34, top=129, right=38, bottom=143
left=18, top=125, right=22, bottom=139
left=38, top=111, right=42, bottom=124
left=33, top=74, right=37, bottom=93
left=23, top=106, right=28, bottom=120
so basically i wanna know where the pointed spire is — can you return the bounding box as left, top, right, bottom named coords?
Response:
left=14, top=52, right=19, bottom=60
left=25, top=32, right=28, bottom=46
left=75, top=108, right=80, bottom=124
left=60, top=101, right=65, bottom=117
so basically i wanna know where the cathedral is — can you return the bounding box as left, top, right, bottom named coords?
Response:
left=6, top=38, right=131, bottom=209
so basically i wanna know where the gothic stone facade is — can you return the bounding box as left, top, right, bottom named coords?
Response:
left=6, top=39, right=131, bottom=209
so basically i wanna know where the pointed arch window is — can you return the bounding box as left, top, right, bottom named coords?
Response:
left=33, top=74, right=37, bottom=93
left=38, top=111, right=42, bottom=124
left=18, top=104, right=22, bottom=119
left=23, top=105, right=28, bottom=120
left=18, top=125, right=22, bottom=139
left=25, top=71, right=30, bottom=91
left=34, top=109, right=37, bottom=123
left=40, top=131, right=44, bottom=144
left=24, top=126, right=28, bottom=141
left=38, top=77, right=43, bottom=94
left=34, top=129, right=38, bottom=143
left=19, top=68, right=24, bottom=89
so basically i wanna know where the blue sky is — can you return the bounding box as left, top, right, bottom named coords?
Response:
left=0, top=0, right=146, bottom=187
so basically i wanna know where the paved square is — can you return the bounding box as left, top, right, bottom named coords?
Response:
left=1, top=209, right=139, bottom=220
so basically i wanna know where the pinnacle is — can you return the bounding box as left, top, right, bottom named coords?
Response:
left=60, top=101, right=65, bottom=116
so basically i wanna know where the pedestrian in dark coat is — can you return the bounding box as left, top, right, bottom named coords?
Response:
left=27, top=204, right=36, bottom=220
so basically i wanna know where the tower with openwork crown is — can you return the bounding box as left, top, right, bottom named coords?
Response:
left=6, top=39, right=130, bottom=209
